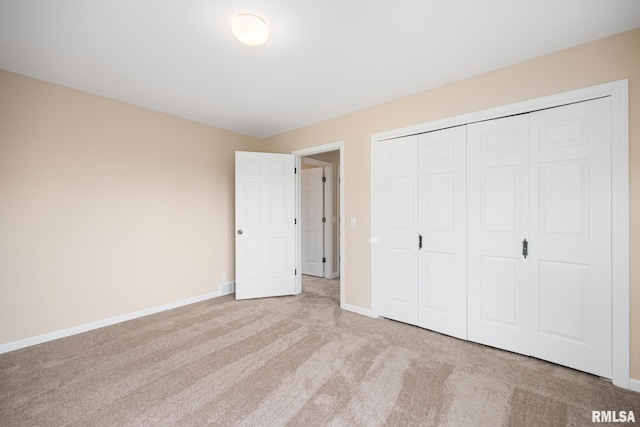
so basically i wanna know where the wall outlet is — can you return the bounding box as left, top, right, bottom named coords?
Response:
left=220, top=272, right=226, bottom=282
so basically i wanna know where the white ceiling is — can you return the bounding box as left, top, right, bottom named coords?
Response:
left=1, top=1, right=639, bottom=138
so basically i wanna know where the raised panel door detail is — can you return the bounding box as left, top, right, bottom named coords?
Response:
left=481, top=166, right=519, bottom=232
left=388, top=146, right=415, bottom=167
left=305, top=231, right=319, bottom=262
left=245, top=238, right=262, bottom=280
left=245, top=182, right=262, bottom=224
left=387, top=248, right=414, bottom=304
left=306, top=172, right=318, bottom=186
left=480, top=256, right=520, bottom=328
left=305, top=189, right=319, bottom=221
left=271, top=238, right=287, bottom=278
left=538, top=118, right=588, bottom=150
left=424, top=173, right=454, bottom=231
left=269, top=160, right=287, bottom=176
left=480, top=130, right=521, bottom=156
left=424, top=140, right=454, bottom=163
left=538, top=260, right=588, bottom=343
left=388, top=177, right=414, bottom=229
left=539, top=160, right=588, bottom=236
left=424, top=252, right=454, bottom=314
left=243, top=159, right=261, bottom=175
left=270, top=182, right=286, bottom=223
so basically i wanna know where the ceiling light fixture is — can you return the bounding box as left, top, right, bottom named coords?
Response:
left=231, top=13, right=269, bottom=47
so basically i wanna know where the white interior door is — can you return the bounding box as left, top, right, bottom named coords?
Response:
left=417, top=126, right=467, bottom=339
left=301, top=167, right=324, bottom=277
left=467, top=115, right=531, bottom=355
left=235, top=151, right=296, bottom=299
left=378, top=135, right=419, bottom=324
left=529, top=98, right=612, bottom=378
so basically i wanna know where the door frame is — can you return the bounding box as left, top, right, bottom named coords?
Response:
left=301, top=157, right=335, bottom=279
left=370, top=80, right=630, bottom=389
left=293, top=142, right=345, bottom=305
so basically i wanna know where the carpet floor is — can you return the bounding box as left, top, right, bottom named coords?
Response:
left=1, top=276, right=638, bottom=426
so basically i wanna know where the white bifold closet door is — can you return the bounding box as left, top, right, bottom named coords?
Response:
left=378, top=97, right=611, bottom=378
left=378, top=127, right=467, bottom=337
left=467, top=98, right=612, bottom=378
left=378, top=135, right=419, bottom=325
left=467, top=114, right=531, bottom=355
left=528, top=98, right=611, bottom=378
left=417, top=126, right=467, bottom=339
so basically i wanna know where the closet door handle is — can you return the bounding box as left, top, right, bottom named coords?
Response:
left=522, top=238, right=528, bottom=259
left=419, top=234, right=423, bottom=250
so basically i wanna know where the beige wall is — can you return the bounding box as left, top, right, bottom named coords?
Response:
left=262, top=28, right=640, bottom=379
left=0, top=70, right=261, bottom=344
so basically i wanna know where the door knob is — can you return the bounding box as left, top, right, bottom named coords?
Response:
left=237, top=230, right=243, bottom=235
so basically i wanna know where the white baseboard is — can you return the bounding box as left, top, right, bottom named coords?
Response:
left=340, top=302, right=377, bottom=318
left=0, top=283, right=235, bottom=355
left=630, top=378, right=640, bottom=393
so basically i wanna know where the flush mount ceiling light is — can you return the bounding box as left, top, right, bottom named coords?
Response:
left=231, top=13, right=269, bottom=47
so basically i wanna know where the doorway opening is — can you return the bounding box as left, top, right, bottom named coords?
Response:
left=293, top=142, right=344, bottom=307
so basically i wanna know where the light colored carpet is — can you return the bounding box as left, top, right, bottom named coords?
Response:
left=1, top=276, right=638, bottom=426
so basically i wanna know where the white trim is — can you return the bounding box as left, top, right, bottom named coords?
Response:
left=0, top=285, right=234, bottom=355
left=630, top=379, right=640, bottom=393
left=609, top=80, right=630, bottom=390
left=370, top=80, right=630, bottom=389
left=301, top=157, right=334, bottom=279
left=293, top=141, right=345, bottom=306
left=341, top=302, right=377, bottom=318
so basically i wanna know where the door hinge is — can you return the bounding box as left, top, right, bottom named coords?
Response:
left=294, top=167, right=297, bottom=174
left=294, top=218, right=297, bottom=225
left=295, top=269, right=297, bottom=275
left=322, top=257, right=326, bottom=263
left=322, top=176, right=326, bottom=183
left=322, top=217, right=326, bottom=223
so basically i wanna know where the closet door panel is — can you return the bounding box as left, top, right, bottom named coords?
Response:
left=467, top=115, right=530, bottom=355
left=378, top=136, right=419, bottom=324
left=418, top=126, right=467, bottom=339
left=529, top=98, right=612, bottom=378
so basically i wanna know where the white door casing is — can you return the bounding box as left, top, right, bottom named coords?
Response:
left=529, top=98, right=612, bottom=378
left=467, top=114, right=531, bottom=355
left=417, top=126, right=467, bottom=339
left=235, top=151, right=297, bottom=300
left=378, top=135, right=419, bottom=325
left=301, top=167, right=324, bottom=277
